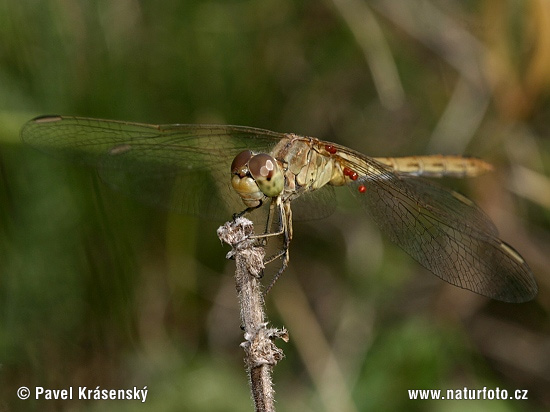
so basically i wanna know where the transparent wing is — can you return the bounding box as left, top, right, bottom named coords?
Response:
left=340, top=152, right=537, bottom=303
left=21, top=116, right=284, bottom=218
left=291, top=185, right=337, bottom=221
left=22, top=115, right=341, bottom=220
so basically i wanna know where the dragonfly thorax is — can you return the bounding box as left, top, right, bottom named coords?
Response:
left=231, top=150, right=284, bottom=208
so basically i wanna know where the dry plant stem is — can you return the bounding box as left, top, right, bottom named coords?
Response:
left=217, top=217, right=288, bottom=412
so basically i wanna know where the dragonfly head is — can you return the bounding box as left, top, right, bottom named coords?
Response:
left=231, top=150, right=284, bottom=207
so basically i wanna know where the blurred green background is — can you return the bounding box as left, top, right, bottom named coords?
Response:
left=1, top=0, right=549, bottom=411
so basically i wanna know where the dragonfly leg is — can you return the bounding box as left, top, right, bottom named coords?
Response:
left=235, top=196, right=292, bottom=292
left=264, top=201, right=292, bottom=295
left=249, top=197, right=286, bottom=240
left=263, top=249, right=289, bottom=295
left=264, top=247, right=286, bottom=265
left=233, top=199, right=284, bottom=244
left=232, top=205, right=259, bottom=220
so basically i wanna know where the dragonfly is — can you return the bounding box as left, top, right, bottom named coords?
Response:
left=21, top=115, right=537, bottom=303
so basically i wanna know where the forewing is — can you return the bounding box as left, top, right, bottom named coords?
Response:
left=347, top=157, right=537, bottom=302
left=21, top=116, right=283, bottom=218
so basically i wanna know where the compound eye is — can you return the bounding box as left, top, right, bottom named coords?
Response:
left=231, top=150, right=253, bottom=174
left=248, top=153, right=277, bottom=181
left=248, top=153, right=284, bottom=197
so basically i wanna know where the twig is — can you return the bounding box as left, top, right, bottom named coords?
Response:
left=217, top=217, right=288, bottom=412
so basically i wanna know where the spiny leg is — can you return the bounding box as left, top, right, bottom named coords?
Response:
left=254, top=200, right=285, bottom=237
left=231, top=198, right=284, bottom=274
left=232, top=205, right=260, bottom=220
left=264, top=201, right=292, bottom=295
left=251, top=199, right=279, bottom=248
left=258, top=197, right=287, bottom=258
left=233, top=196, right=293, bottom=291
left=233, top=197, right=282, bottom=246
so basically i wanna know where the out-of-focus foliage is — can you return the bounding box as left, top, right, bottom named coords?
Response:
left=1, top=1, right=549, bottom=411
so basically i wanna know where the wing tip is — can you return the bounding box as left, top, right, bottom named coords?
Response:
left=493, top=279, right=538, bottom=303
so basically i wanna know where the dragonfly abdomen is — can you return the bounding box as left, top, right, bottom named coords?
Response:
left=373, top=155, right=493, bottom=178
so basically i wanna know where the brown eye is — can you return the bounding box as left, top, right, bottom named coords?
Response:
left=248, top=153, right=276, bottom=180
left=231, top=150, right=253, bottom=174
